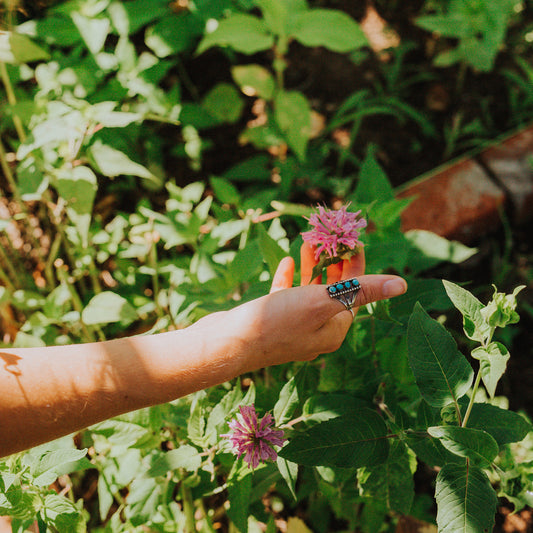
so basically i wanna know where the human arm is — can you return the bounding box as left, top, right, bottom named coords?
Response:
left=0, top=244, right=406, bottom=457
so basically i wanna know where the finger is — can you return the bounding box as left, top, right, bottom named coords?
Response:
left=326, top=262, right=343, bottom=284
left=300, top=242, right=321, bottom=285
left=270, top=257, right=295, bottom=293
left=310, top=274, right=408, bottom=321
left=342, top=246, right=365, bottom=279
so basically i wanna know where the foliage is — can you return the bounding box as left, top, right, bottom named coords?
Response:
left=0, top=0, right=532, bottom=531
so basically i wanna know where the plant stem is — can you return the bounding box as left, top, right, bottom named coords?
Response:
left=148, top=228, right=164, bottom=319
left=0, top=62, right=26, bottom=143
left=0, top=241, right=24, bottom=289
left=462, top=369, right=483, bottom=428
left=180, top=483, right=196, bottom=533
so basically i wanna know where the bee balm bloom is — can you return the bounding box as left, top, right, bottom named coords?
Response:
left=301, top=204, right=367, bottom=260
left=222, top=405, right=286, bottom=469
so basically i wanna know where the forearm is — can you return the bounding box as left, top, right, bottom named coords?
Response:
left=0, top=316, right=244, bottom=457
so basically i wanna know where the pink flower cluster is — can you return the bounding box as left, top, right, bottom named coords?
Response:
left=301, top=204, right=367, bottom=260
left=222, top=405, right=286, bottom=469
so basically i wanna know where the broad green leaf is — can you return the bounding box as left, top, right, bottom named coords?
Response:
left=17, top=156, right=48, bottom=201
left=148, top=445, right=202, bottom=477
left=257, top=224, right=286, bottom=278
left=0, top=32, right=50, bottom=64
left=407, top=303, right=473, bottom=407
left=466, top=403, right=531, bottom=446
left=82, top=292, right=137, bottom=325
left=124, top=476, right=162, bottom=527
left=232, top=64, right=275, bottom=99
left=197, top=14, right=274, bottom=55
left=277, top=457, right=298, bottom=500
left=274, top=90, right=312, bottom=161
left=227, top=467, right=252, bottom=533
left=443, top=280, right=490, bottom=342
left=279, top=410, right=389, bottom=468
left=302, top=393, right=367, bottom=423
left=145, top=12, right=203, bottom=56
left=428, top=426, right=498, bottom=467
left=357, top=441, right=415, bottom=513
left=210, top=176, right=241, bottom=205
left=187, top=391, right=208, bottom=447
left=202, top=83, right=244, bottom=124
left=354, top=146, right=394, bottom=203
left=42, top=493, right=85, bottom=533
left=435, top=463, right=497, bottom=533
left=256, top=0, right=289, bottom=36
left=56, top=166, right=98, bottom=246
left=291, top=9, right=367, bottom=52
left=406, top=232, right=478, bottom=268
left=471, top=342, right=509, bottom=399
left=25, top=449, right=88, bottom=487
left=71, top=12, right=110, bottom=54
left=89, top=140, right=158, bottom=181
left=205, top=385, right=244, bottom=444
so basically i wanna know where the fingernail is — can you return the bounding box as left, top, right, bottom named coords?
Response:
left=383, top=278, right=407, bottom=298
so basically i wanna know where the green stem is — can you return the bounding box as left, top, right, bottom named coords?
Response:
left=0, top=241, right=24, bottom=289
left=180, top=483, right=196, bottom=533
left=56, top=264, right=96, bottom=343
left=462, top=369, right=483, bottom=428
left=148, top=227, right=164, bottom=319
left=0, top=62, right=26, bottom=143
left=0, top=261, right=15, bottom=291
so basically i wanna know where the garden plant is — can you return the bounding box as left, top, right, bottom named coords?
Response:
left=0, top=0, right=532, bottom=532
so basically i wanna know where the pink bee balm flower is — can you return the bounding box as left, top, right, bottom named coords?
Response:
left=222, top=405, right=286, bottom=469
left=301, top=204, right=367, bottom=260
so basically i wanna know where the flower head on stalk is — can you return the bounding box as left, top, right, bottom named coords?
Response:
left=301, top=204, right=367, bottom=281
left=222, top=405, right=286, bottom=469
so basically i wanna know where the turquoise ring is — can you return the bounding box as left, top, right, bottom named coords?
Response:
left=327, top=278, right=361, bottom=312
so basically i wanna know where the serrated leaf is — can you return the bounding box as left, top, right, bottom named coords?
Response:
left=227, top=469, right=252, bottom=533
left=82, top=292, right=137, bottom=325
left=357, top=441, right=415, bottom=513
left=279, top=410, right=389, bottom=468
left=467, top=403, right=531, bottom=446
left=354, top=146, right=394, bottom=203
left=407, top=303, right=473, bottom=407
left=27, top=449, right=88, bottom=487
left=257, top=224, right=287, bottom=278
left=428, top=426, right=499, bottom=467
left=435, top=463, right=497, bottom=533
left=197, top=14, right=274, bottom=55
left=471, top=342, right=509, bottom=399
left=291, top=9, right=367, bottom=52
left=443, top=280, right=490, bottom=342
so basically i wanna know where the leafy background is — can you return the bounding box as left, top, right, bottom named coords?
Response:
left=0, top=0, right=533, bottom=531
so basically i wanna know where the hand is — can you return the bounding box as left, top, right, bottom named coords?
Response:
left=194, top=243, right=407, bottom=373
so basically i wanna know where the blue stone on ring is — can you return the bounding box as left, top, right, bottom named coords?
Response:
left=344, top=281, right=352, bottom=289
left=329, top=286, right=337, bottom=294
left=336, top=283, right=344, bottom=290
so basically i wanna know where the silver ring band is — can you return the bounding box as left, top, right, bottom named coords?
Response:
left=326, top=278, right=361, bottom=312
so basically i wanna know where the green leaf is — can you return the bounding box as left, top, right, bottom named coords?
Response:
left=407, top=303, right=473, bottom=407
left=227, top=467, right=252, bottom=533
left=466, top=403, right=531, bottom=446
left=125, top=476, right=162, bottom=527
left=357, top=441, right=415, bottom=513
left=256, top=0, right=290, bottom=36
left=291, top=9, right=367, bottom=52
left=56, top=166, right=98, bottom=246
left=277, top=457, right=298, bottom=500
left=145, top=12, right=203, bottom=57
left=428, top=426, right=499, bottom=468
left=273, top=364, right=315, bottom=425
left=42, top=493, right=85, bottom=533
left=82, top=292, right=137, bottom=325
left=232, top=64, right=275, bottom=99
left=257, top=224, right=286, bottom=278
left=89, top=140, right=158, bottom=181
left=435, top=463, right=497, bottom=533
left=443, top=280, right=490, bottom=342
left=148, top=445, right=202, bottom=477
left=17, top=156, right=48, bottom=201
left=471, top=342, right=509, bottom=399
left=25, top=449, right=88, bottom=487
left=210, top=176, right=241, bottom=205
left=274, top=90, right=312, bottom=161
left=279, top=410, right=389, bottom=468
left=197, top=14, right=274, bottom=55
left=0, top=32, right=50, bottom=64
left=202, top=83, right=244, bottom=124
left=354, top=146, right=394, bottom=203
left=71, top=12, right=110, bottom=54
